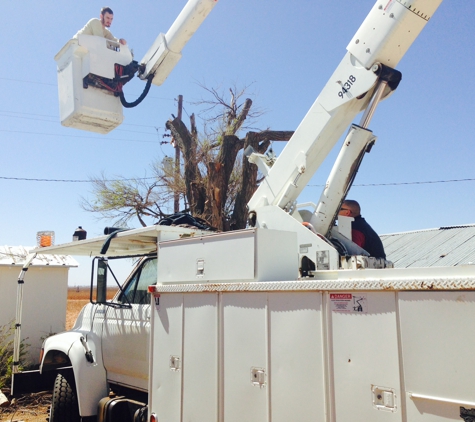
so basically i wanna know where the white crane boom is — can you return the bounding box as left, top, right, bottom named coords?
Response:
left=246, top=0, right=443, bottom=271
left=140, top=0, right=218, bottom=86
left=248, top=0, right=442, bottom=214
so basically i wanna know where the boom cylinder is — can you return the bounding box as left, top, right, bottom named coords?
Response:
left=311, top=125, right=376, bottom=236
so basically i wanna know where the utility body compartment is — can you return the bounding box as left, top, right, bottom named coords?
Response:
left=157, top=228, right=298, bottom=284
left=149, top=265, right=475, bottom=421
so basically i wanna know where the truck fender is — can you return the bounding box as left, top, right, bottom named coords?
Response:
left=41, top=331, right=108, bottom=417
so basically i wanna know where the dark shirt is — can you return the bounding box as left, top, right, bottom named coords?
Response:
left=351, top=215, right=386, bottom=259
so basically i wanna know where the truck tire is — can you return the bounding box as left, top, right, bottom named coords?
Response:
left=49, top=372, right=80, bottom=422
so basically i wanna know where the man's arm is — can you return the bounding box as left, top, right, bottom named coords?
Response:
left=103, top=27, right=126, bottom=45
left=103, top=27, right=118, bottom=42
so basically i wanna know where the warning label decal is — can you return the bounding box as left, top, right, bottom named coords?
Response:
left=330, top=293, right=368, bottom=313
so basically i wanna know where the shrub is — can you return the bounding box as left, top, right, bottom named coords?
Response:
left=0, top=321, right=29, bottom=389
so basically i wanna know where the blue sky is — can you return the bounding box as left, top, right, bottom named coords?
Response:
left=1, top=0, right=474, bottom=284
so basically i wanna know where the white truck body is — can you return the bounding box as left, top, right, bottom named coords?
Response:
left=34, top=226, right=475, bottom=421
left=146, top=229, right=475, bottom=422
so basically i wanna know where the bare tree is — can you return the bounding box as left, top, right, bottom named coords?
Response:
left=166, top=84, right=293, bottom=230
left=80, top=171, right=173, bottom=227
left=82, top=85, right=294, bottom=230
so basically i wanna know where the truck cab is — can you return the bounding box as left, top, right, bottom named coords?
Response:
left=38, top=226, right=203, bottom=420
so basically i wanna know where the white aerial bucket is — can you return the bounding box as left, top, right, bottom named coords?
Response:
left=54, top=35, right=133, bottom=134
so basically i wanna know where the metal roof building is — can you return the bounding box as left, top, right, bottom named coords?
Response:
left=0, top=246, right=78, bottom=364
left=381, top=225, right=475, bottom=268
left=0, top=245, right=78, bottom=267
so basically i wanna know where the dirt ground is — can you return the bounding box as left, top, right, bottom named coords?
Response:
left=0, top=390, right=51, bottom=422
left=0, top=287, right=117, bottom=422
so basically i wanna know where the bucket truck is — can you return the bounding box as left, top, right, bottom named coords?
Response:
left=14, top=0, right=475, bottom=421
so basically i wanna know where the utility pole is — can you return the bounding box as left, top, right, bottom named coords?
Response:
left=174, top=95, right=183, bottom=213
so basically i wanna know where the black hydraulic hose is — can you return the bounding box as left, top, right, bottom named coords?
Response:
left=119, top=75, right=153, bottom=108
left=100, top=228, right=129, bottom=255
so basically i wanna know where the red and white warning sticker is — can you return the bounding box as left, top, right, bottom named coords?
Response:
left=330, top=293, right=368, bottom=313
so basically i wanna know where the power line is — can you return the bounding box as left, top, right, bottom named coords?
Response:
left=0, top=109, right=159, bottom=129
left=0, top=77, right=56, bottom=86
left=1, top=175, right=475, bottom=185
left=0, top=176, right=156, bottom=183
left=0, top=77, right=176, bottom=102
left=309, top=178, right=475, bottom=188
left=0, top=113, right=55, bottom=123
left=359, top=179, right=475, bottom=186
left=0, top=129, right=160, bottom=144
left=0, top=113, right=159, bottom=135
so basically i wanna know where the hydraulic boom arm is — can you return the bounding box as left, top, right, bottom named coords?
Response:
left=139, top=0, right=218, bottom=86
left=246, top=0, right=443, bottom=271
left=248, top=0, right=442, bottom=216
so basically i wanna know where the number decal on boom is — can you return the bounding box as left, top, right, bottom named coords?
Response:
left=338, top=75, right=356, bottom=99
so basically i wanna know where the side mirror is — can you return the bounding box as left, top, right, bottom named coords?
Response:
left=91, top=257, right=108, bottom=304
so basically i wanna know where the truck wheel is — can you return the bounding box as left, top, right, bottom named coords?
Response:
left=49, top=372, right=80, bottom=422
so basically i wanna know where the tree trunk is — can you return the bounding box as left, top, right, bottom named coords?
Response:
left=165, top=117, right=206, bottom=215
left=166, top=112, right=294, bottom=232
left=203, top=98, right=252, bottom=230
left=205, top=135, right=243, bottom=230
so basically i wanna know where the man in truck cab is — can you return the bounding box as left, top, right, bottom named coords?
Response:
left=74, top=6, right=127, bottom=45
left=339, top=199, right=386, bottom=259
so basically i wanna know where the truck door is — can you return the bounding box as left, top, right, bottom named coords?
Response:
left=101, top=257, right=156, bottom=391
